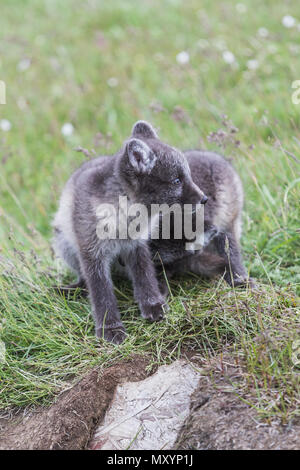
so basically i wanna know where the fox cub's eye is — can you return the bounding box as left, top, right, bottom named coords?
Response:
left=173, top=178, right=181, bottom=185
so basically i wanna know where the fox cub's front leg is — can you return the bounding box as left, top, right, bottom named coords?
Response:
left=80, top=243, right=167, bottom=344
left=80, top=252, right=127, bottom=345
left=125, top=243, right=167, bottom=322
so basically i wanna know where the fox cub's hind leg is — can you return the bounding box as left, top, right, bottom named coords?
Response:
left=53, top=228, right=87, bottom=296
left=213, top=231, right=253, bottom=288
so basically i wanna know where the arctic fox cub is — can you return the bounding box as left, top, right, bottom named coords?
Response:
left=53, top=121, right=250, bottom=344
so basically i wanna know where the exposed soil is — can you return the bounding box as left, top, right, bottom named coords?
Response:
left=1, top=354, right=299, bottom=450
left=0, top=356, right=152, bottom=450
left=174, top=361, right=300, bottom=450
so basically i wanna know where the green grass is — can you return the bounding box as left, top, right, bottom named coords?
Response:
left=0, top=0, right=299, bottom=422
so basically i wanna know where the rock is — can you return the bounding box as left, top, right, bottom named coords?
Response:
left=89, top=360, right=201, bottom=450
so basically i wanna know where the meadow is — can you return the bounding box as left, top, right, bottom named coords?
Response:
left=0, top=0, right=299, bottom=423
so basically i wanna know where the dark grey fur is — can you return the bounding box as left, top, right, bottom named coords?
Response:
left=53, top=121, right=207, bottom=343
left=53, top=121, right=250, bottom=344
left=150, top=149, right=250, bottom=292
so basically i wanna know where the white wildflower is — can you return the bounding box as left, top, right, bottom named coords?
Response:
left=176, top=51, right=190, bottom=65
left=0, top=119, right=12, bottom=131
left=61, top=123, right=74, bottom=137
left=282, top=15, right=296, bottom=28
left=17, top=58, right=31, bottom=71
left=247, top=59, right=259, bottom=70
left=222, top=50, right=235, bottom=64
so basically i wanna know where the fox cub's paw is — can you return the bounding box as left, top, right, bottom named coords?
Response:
left=96, top=322, right=127, bottom=345
left=231, top=276, right=256, bottom=289
left=140, top=300, right=168, bottom=322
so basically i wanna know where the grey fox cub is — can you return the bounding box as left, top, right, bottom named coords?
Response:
left=53, top=121, right=250, bottom=344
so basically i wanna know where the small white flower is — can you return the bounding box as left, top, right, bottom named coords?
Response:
left=258, top=27, right=269, bottom=38
left=222, top=50, right=235, bottom=64
left=235, top=3, right=247, bottom=13
left=61, top=123, right=74, bottom=137
left=282, top=15, right=296, bottom=28
left=247, top=59, right=259, bottom=70
left=176, top=51, right=190, bottom=65
left=17, top=58, right=31, bottom=71
left=107, top=77, right=118, bottom=87
left=0, top=119, right=12, bottom=131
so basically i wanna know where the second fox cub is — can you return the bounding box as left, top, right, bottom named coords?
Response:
left=53, top=121, right=251, bottom=344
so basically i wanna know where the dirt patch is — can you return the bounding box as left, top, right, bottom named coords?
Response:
left=1, top=354, right=299, bottom=450
left=0, top=356, right=151, bottom=450
left=174, top=361, right=300, bottom=450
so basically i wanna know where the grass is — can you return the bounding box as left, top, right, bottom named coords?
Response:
left=0, top=0, right=299, bottom=423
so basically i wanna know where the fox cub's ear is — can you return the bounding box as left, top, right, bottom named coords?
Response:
left=131, top=120, right=158, bottom=139
left=126, top=138, right=156, bottom=174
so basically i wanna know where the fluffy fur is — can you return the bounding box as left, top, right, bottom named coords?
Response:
left=53, top=120, right=250, bottom=344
